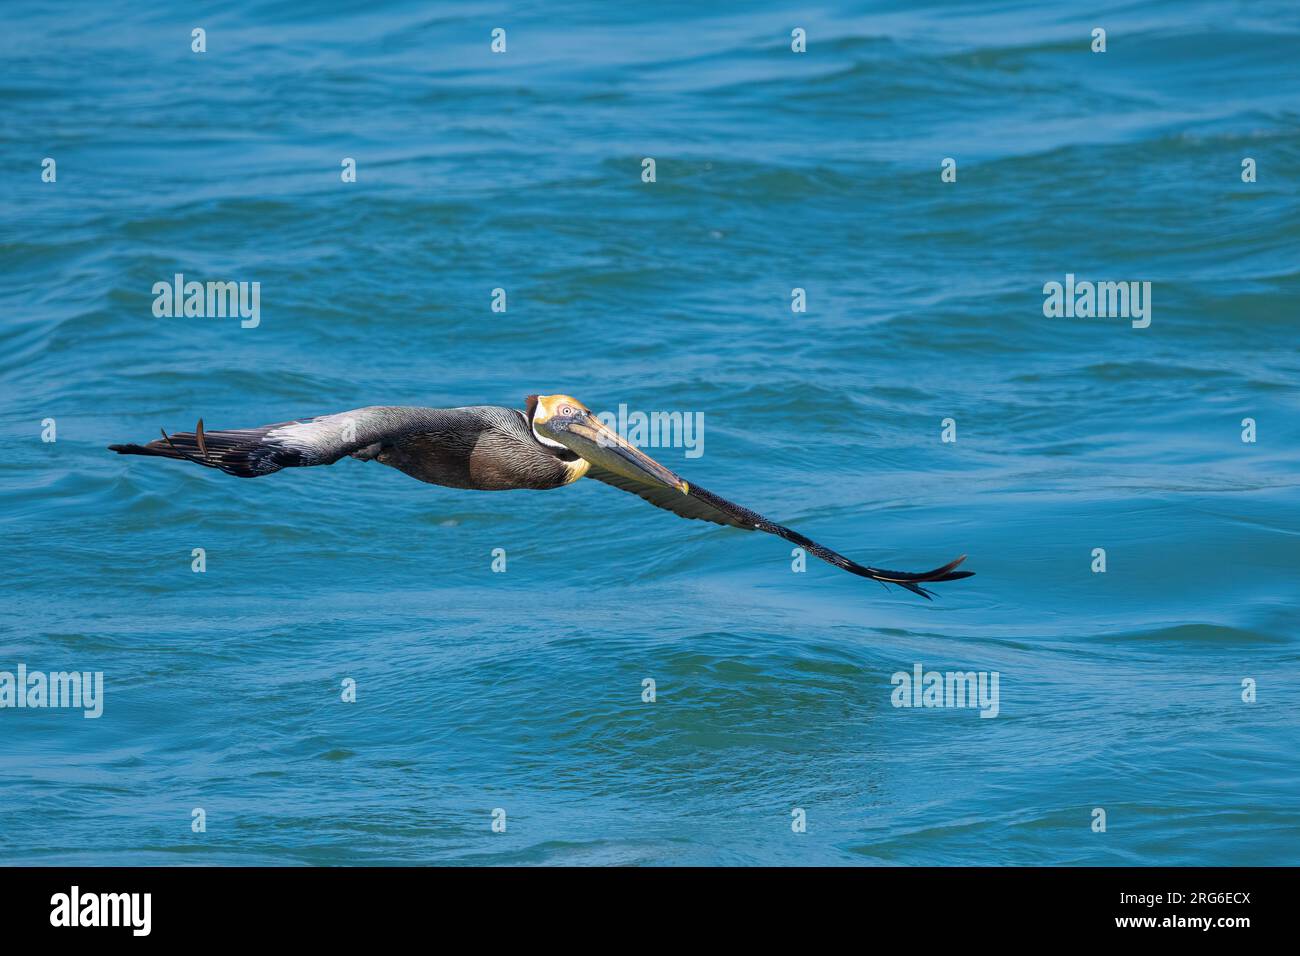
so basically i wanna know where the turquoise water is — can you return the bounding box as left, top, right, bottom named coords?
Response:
left=2, top=0, right=1298, bottom=865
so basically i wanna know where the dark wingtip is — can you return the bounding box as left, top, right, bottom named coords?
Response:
left=870, top=554, right=974, bottom=599
left=932, top=554, right=967, bottom=577
left=896, top=581, right=936, bottom=600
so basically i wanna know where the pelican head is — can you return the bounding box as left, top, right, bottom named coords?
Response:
left=527, top=394, right=689, bottom=494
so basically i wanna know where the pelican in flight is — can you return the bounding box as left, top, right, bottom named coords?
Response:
left=109, top=395, right=973, bottom=598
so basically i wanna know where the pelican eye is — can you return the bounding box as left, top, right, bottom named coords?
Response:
left=558, top=404, right=576, bottom=416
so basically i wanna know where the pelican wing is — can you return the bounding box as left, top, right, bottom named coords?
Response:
left=583, top=464, right=973, bottom=599
left=580, top=465, right=747, bottom=527
left=108, top=406, right=438, bottom=478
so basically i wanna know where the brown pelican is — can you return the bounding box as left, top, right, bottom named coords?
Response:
left=109, top=394, right=973, bottom=598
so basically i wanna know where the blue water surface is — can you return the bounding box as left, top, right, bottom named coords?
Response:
left=1, top=0, right=1298, bottom=865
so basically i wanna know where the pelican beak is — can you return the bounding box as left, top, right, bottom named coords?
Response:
left=542, top=410, right=689, bottom=494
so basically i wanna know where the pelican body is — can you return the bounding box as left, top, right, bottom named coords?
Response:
left=109, top=394, right=973, bottom=598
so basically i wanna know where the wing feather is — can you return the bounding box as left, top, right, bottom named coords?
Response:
left=109, top=406, right=439, bottom=478
left=583, top=464, right=973, bottom=599
left=580, top=466, right=747, bottom=527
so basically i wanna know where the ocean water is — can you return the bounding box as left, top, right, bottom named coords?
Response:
left=2, top=0, right=1298, bottom=866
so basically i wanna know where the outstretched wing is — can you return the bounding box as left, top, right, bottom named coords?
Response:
left=108, top=406, right=437, bottom=478
left=583, top=464, right=973, bottom=599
